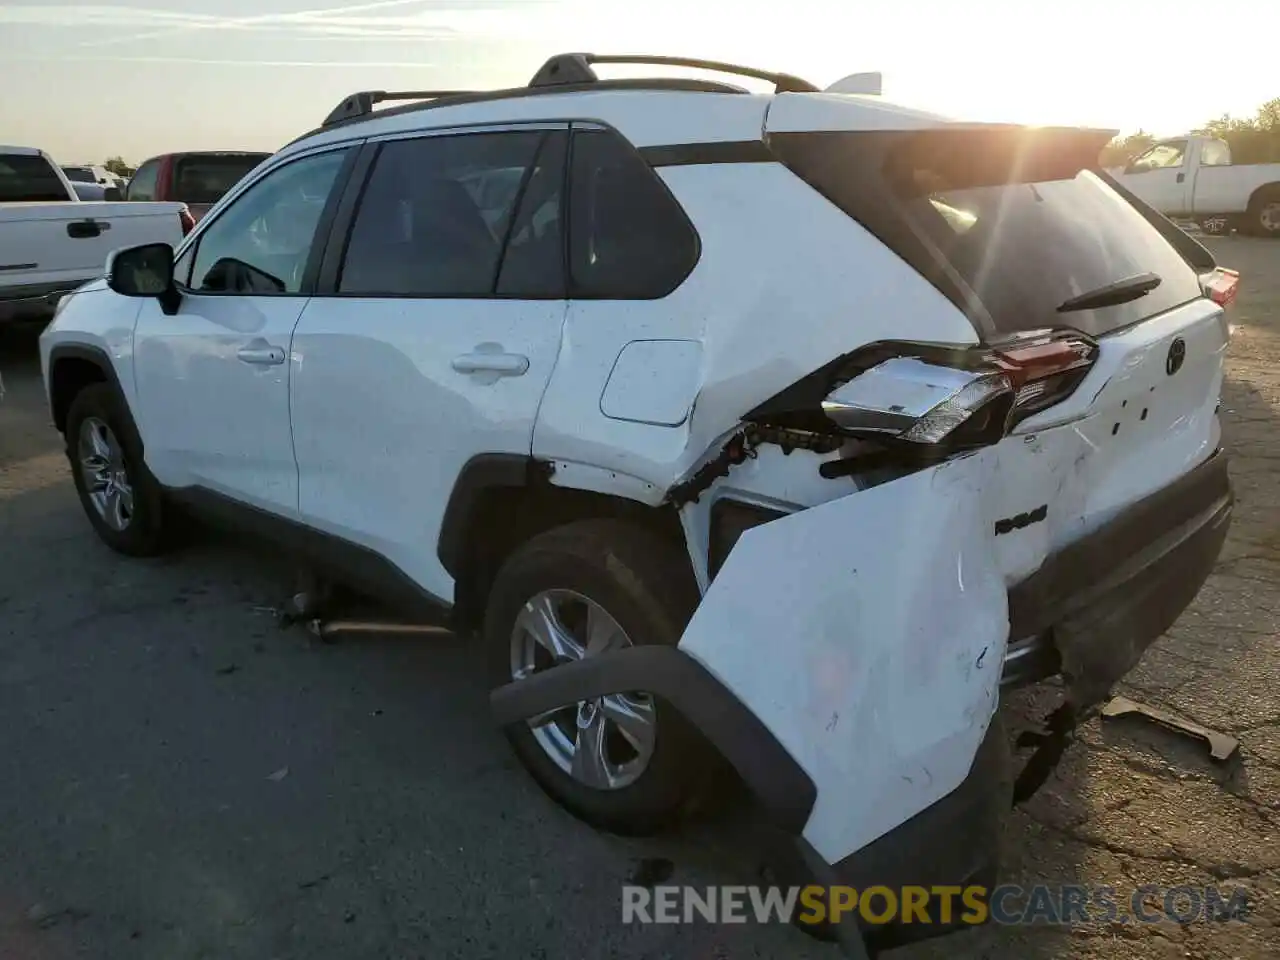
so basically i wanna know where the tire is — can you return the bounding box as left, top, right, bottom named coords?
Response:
left=484, top=518, right=717, bottom=835
left=1247, top=186, right=1280, bottom=238
left=65, top=382, right=171, bottom=556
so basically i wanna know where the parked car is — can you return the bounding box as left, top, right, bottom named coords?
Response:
left=1, top=145, right=193, bottom=325
left=38, top=54, right=1237, bottom=954
left=124, top=150, right=270, bottom=221
left=62, top=164, right=127, bottom=191
left=1112, top=134, right=1280, bottom=236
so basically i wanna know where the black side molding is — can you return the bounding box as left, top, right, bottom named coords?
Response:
left=168, top=486, right=452, bottom=622
left=489, top=644, right=817, bottom=835
left=437, top=453, right=552, bottom=579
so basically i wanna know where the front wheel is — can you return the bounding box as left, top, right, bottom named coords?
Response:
left=484, top=519, right=717, bottom=835
left=65, top=383, right=171, bottom=556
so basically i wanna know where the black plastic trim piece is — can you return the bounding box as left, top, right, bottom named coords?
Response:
left=437, top=453, right=551, bottom=579
left=167, top=486, right=452, bottom=621
left=489, top=644, right=818, bottom=835
left=314, top=141, right=381, bottom=295
left=45, top=343, right=126, bottom=432
left=0, top=279, right=89, bottom=304
left=557, top=53, right=819, bottom=93
left=639, top=140, right=776, bottom=167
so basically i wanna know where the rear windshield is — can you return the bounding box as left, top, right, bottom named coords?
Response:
left=63, top=167, right=95, bottom=183
left=770, top=129, right=1205, bottom=339
left=0, top=154, right=71, bottom=202
left=172, top=154, right=268, bottom=204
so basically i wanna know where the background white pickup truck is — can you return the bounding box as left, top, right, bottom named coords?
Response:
left=1112, top=134, right=1280, bottom=237
left=1, top=145, right=190, bottom=325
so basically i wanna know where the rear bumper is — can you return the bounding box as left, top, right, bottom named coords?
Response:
left=490, top=646, right=1008, bottom=956
left=1001, top=448, right=1232, bottom=705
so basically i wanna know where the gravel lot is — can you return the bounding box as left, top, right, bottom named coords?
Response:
left=1, top=237, right=1277, bottom=959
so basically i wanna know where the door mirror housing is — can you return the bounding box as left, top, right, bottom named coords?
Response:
left=107, top=243, right=182, bottom=315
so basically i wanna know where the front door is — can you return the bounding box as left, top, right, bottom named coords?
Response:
left=289, top=126, right=570, bottom=602
left=131, top=146, right=354, bottom=516
left=1118, top=140, right=1191, bottom=214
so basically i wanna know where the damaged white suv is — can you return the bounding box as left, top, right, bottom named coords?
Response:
left=42, top=54, right=1236, bottom=954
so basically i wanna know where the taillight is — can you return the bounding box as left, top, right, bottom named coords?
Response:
left=819, top=331, right=1098, bottom=453
left=1202, top=267, right=1239, bottom=307
left=178, top=206, right=195, bottom=236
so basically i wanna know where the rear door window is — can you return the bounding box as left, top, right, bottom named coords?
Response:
left=337, top=130, right=556, bottom=297
left=0, top=154, right=70, bottom=202
left=772, top=129, right=1205, bottom=339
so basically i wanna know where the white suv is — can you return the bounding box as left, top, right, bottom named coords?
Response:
left=41, top=54, right=1236, bottom=953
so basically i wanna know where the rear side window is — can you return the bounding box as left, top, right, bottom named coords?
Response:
left=772, top=129, right=1205, bottom=339
left=0, top=154, right=70, bottom=202
left=338, top=130, right=554, bottom=298
left=127, top=160, right=159, bottom=201
left=567, top=128, right=698, bottom=299
left=173, top=154, right=268, bottom=205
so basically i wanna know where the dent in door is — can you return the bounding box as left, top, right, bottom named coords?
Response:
left=677, top=448, right=1008, bottom=863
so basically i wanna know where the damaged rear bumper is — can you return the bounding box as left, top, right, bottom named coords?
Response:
left=1001, top=448, right=1232, bottom=706
left=491, top=646, right=1010, bottom=957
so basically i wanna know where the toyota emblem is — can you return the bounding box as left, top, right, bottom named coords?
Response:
left=1166, top=337, right=1186, bottom=376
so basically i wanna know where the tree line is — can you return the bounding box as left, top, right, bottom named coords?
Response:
left=1100, top=97, right=1280, bottom=167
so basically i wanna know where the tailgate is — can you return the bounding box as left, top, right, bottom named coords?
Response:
left=0, top=202, right=184, bottom=289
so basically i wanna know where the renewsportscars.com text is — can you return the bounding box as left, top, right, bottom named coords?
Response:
left=622, top=884, right=1250, bottom=927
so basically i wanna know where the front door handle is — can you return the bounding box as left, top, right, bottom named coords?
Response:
left=236, top=342, right=286, bottom=366
left=1176, top=172, right=1186, bottom=183
left=451, top=346, right=529, bottom=378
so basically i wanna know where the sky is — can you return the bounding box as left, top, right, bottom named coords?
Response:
left=0, top=0, right=1276, bottom=165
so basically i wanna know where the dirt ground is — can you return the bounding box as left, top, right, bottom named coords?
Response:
left=0, top=237, right=1277, bottom=959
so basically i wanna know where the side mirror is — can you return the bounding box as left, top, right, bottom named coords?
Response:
left=107, top=243, right=182, bottom=315
left=103, top=186, right=122, bottom=201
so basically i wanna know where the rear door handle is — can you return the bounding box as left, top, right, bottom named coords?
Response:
left=236, top=342, right=286, bottom=366
left=66, top=220, right=108, bottom=239
left=451, top=349, right=529, bottom=378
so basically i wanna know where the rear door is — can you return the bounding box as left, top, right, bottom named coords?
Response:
left=289, top=125, right=570, bottom=603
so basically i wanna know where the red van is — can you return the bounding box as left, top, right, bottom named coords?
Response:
left=124, top=151, right=271, bottom=221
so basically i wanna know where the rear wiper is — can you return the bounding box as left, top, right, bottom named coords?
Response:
left=1057, top=272, right=1162, bottom=313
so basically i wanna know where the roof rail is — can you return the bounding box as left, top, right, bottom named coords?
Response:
left=529, top=53, right=820, bottom=94
left=322, top=89, right=476, bottom=127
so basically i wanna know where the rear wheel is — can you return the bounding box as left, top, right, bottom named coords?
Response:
left=65, top=383, right=171, bottom=556
left=1248, top=187, right=1280, bottom=237
left=484, top=519, right=716, bottom=835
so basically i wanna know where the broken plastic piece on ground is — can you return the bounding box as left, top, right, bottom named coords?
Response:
left=1101, top=695, right=1240, bottom=762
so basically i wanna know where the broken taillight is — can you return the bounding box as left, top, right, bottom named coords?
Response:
left=819, top=331, right=1098, bottom=452
left=1202, top=267, right=1239, bottom=307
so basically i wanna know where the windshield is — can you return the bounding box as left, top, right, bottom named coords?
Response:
left=0, top=154, right=71, bottom=201
left=173, top=154, right=269, bottom=204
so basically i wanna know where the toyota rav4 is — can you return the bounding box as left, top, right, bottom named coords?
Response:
left=40, top=54, right=1237, bottom=956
